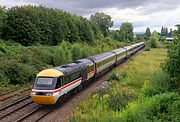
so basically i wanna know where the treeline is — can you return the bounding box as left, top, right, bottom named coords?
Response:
left=0, top=5, right=103, bottom=46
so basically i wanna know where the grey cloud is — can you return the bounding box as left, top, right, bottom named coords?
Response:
left=1, top=0, right=179, bottom=16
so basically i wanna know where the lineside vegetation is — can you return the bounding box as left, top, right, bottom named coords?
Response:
left=0, top=39, right=128, bottom=93
left=70, top=47, right=180, bottom=122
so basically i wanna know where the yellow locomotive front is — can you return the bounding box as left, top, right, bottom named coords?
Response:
left=31, top=69, right=64, bottom=105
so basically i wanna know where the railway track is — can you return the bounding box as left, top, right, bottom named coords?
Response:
left=15, top=106, right=53, bottom=122
left=0, top=88, right=31, bottom=101
left=0, top=94, right=54, bottom=122
left=0, top=89, right=17, bottom=97
left=0, top=95, right=33, bottom=120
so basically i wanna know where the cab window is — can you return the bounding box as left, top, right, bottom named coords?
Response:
left=37, top=77, right=53, bottom=85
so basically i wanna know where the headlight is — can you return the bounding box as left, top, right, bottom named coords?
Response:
left=46, top=92, right=53, bottom=96
left=31, top=92, right=36, bottom=95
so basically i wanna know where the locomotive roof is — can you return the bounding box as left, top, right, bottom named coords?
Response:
left=77, top=58, right=93, bottom=66
left=54, top=62, right=86, bottom=75
left=88, top=52, right=115, bottom=62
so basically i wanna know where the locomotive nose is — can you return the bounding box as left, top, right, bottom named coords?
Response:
left=31, top=95, right=55, bottom=105
left=31, top=92, right=55, bottom=105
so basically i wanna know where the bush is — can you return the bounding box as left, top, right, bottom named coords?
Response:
left=18, top=47, right=52, bottom=71
left=0, top=59, right=35, bottom=85
left=71, top=44, right=82, bottom=61
left=144, top=45, right=150, bottom=51
left=109, top=71, right=129, bottom=82
left=120, top=92, right=180, bottom=122
left=163, top=37, right=180, bottom=90
left=53, top=45, right=72, bottom=66
left=148, top=32, right=159, bottom=48
left=109, top=88, right=137, bottom=111
left=81, top=45, right=90, bottom=58
left=142, top=71, right=172, bottom=97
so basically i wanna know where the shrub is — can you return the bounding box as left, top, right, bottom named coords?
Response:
left=109, top=90, right=136, bottom=111
left=148, top=32, right=159, bottom=48
left=162, top=37, right=180, bottom=90
left=109, top=71, right=129, bottom=82
left=92, top=93, right=110, bottom=110
left=81, top=45, right=90, bottom=58
left=0, top=59, right=35, bottom=85
left=142, top=71, right=171, bottom=97
left=120, top=92, right=180, bottom=122
left=53, top=45, right=72, bottom=66
left=144, top=45, right=150, bottom=51
left=18, top=47, right=50, bottom=71
left=71, top=44, right=82, bottom=61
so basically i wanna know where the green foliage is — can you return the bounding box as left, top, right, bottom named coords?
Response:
left=119, top=22, right=134, bottom=41
left=160, top=36, right=167, bottom=42
left=108, top=30, right=121, bottom=41
left=109, top=88, right=137, bottom=111
left=90, top=12, right=113, bottom=37
left=145, top=27, right=151, bottom=41
left=81, top=45, right=90, bottom=58
left=142, top=71, right=172, bottom=97
left=120, top=92, right=180, bottom=122
left=109, top=71, right=128, bottom=82
left=2, top=5, right=102, bottom=46
left=19, top=46, right=53, bottom=70
left=161, top=27, right=168, bottom=36
left=76, top=18, right=95, bottom=44
left=92, top=93, right=110, bottom=110
left=0, top=59, right=35, bottom=85
left=71, top=48, right=173, bottom=122
left=135, top=34, right=146, bottom=41
left=144, top=45, right=150, bottom=51
left=163, top=26, right=180, bottom=90
left=71, top=44, right=82, bottom=61
left=148, top=31, right=159, bottom=48
left=0, top=38, right=127, bottom=89
left=0, top=6, right=6, bottom=36
left=53, top=44, right=72, bottom=66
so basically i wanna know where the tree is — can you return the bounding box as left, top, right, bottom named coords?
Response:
left=53, top=43, right=72, bottom=66
left=168, top=28, right=173, bottom=37
left=0, top=6, right=6, bottom=36
left=119, top=22, right=134, bottom=41
left=145, top=27, right=151, bottom=41
left=108, top=30, right=121, bottom=41
left=135, top=34, right=146, bottom=41
left=163, top=25, right=180, bottom=89
left=90, top=12, right=113, bottom=37
left=148, top=31, right=159, bottom=48
left=2, top=5, right=102, bottom=46
left=161, top=27, right=168, bottom=36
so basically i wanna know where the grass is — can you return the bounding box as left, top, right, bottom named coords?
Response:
left=114, top=48, right=167, bottom=91
left=70, top=48, right=170, bottom=122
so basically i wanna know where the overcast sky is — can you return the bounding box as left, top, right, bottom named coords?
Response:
left=0, top=0, right=179, bottom=33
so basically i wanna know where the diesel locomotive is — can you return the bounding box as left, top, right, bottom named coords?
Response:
left=31, top=42, right=146, bottom=104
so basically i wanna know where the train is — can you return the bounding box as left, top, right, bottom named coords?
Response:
left=31, top=42, right=146, bottom=105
